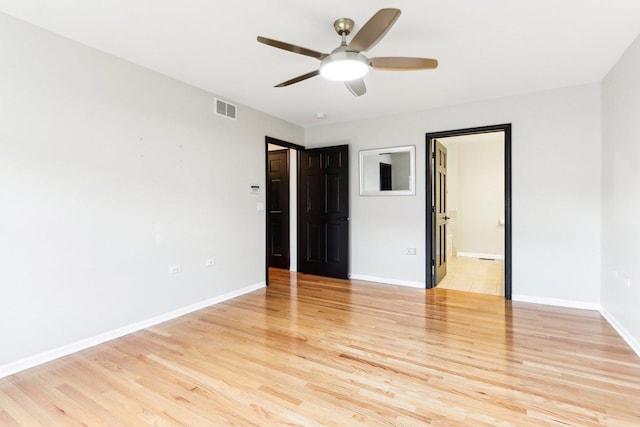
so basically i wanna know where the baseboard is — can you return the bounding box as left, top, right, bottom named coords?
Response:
left=457, top=252, right=505, bottom=260
left=599, top=307, right=640, bottom=358
left=506, top=296, right=639, bottom=358
left=349, top=274, right=424, bottom=289
left=511, top=294, right=600, bottom=311
left=0, top=282, right=266, bottom=379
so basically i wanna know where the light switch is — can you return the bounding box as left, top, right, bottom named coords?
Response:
left=257, top=201, right=264, bottom=211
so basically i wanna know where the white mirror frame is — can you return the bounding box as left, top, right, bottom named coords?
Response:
left=359, top=145, right=416, bottom=196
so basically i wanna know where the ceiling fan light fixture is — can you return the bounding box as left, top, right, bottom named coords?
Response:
left=320, top=52, right=370, bottom=81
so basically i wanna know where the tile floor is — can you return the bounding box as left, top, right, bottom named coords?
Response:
left=436, top=255, right=505, bottom=296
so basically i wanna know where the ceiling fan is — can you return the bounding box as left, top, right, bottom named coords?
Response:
left=257, top=8, right=438, bottom=97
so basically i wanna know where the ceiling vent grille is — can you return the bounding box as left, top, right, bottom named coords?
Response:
left=215, top=98, right=237, bottom=120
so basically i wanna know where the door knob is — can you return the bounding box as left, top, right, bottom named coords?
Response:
left=340, top=217, right=350, bottom=221
left=444, top=216, right=451, bottom=220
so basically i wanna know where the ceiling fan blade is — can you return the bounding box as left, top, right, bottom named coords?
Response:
left=257, top=36, right=328, bottom=60
left=348, top=8, right=401, bottom=53
left=275, top=70, right=320, bottom=87
left=345, top=79, right=366, bottom=97
left=371, top=57, right=439, bottom=71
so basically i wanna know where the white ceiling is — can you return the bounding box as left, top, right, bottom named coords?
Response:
left=1, top=0, right=639, bottom=127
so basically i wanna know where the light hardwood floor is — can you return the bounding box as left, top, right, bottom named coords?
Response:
left=1, top=269, right=639, bottom=426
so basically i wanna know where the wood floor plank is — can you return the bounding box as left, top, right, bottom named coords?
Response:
left=0, top=409, right=21, bottom=427
left=1, top=268, right=639, bottom=426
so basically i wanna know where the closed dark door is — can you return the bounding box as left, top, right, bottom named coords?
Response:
left=267, top=149, right=290, bottom=269
left=433, top=140, right=448, bottom=284
left=298, top=145, right=349, bottom=279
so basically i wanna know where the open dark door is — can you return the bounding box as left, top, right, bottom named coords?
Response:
left=267, top=149, right=289, bottom=269
left=298, top=145, right=349, bottom=279
left=379, top=163, right=392, bottom=191
left=433, top=140, right=448, bottom=285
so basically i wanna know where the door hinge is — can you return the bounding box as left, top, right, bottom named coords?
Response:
left=431, top=259, right=435, bottom=266
left=431, top=205, right=435, bottom=213
left=431, top=152, right=436, bottom=159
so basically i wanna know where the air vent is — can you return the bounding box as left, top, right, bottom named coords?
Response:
left=215, top=98, right=237, bottom=120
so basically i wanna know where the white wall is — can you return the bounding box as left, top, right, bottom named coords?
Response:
left=450, top=137, right=505, bottom=258
left=601, top=33, right=640, bottom=352
left=0, top=13, right=303, bottom=370
left=362, top=154, right=390, bottom=192
left=391, top=152, right=410, bottom=191
left=306, top=83, right=602, bottom=303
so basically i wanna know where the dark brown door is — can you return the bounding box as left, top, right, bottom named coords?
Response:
left=267, top=149, right=289, bottom=269
left=380, top=163, right=392, bottom=191
left=433, top=140, right=448, bottom=284
left=298, top=145, right=349, bottom=279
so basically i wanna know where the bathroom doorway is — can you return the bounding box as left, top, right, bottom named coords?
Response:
left=425, top=124, right=512, bottom=299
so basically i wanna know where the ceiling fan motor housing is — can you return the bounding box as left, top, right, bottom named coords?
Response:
left=334, top=18, right=354, bottom=36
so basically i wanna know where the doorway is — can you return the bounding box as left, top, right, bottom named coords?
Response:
left=265, top=137, right=304, bottom=284
left=265, top=138, right=350, bottom=284
left=425, top=124, right=512, bottom=299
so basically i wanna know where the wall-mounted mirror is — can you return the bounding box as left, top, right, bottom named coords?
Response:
left=359, top=145, right=416, bottom=196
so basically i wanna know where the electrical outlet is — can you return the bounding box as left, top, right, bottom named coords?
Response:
left=624, top=277, right=631, bottom=289
left=406, top=248, right=417, bottom=255
left=613, top=270, right=619, bottom=280
left=206, top=258, right=216, bottom=266
left=169, top=265, right=182, bottom=274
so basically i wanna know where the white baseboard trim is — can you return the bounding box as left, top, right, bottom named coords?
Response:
left=457, top=252, right=505, bottom=260
left=511, top=294, right=600, bottom=311
left=508, top=296, right=639, bottom=358
left=0, top=282, right=266, bottom=379
left=599, top=307, right=640, bottom=358
left=349, top=274, right=424, bottom=289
